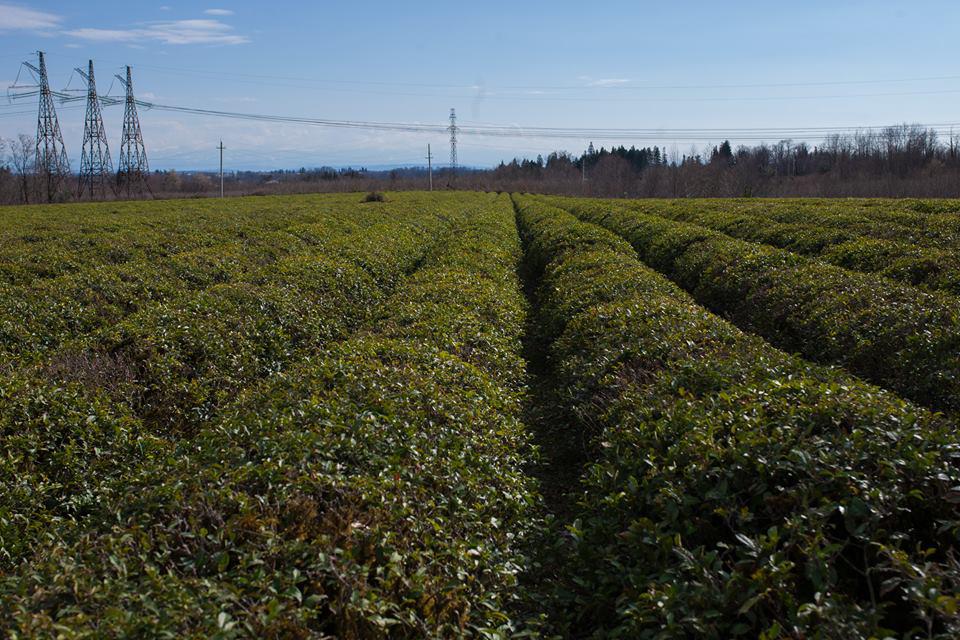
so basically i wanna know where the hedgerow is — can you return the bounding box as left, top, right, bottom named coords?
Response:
left=552, top=196, right=960, bottom=414
left=1, top=193, right=538, bottom=638
left=514, top=195, right=960, bottom=639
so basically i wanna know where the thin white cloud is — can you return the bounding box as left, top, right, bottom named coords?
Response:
left=588, top=78, right=631, bottom=87
left=159, top=5, right=171, bottom=10
left=64, top=28, right=134, bottom=42
left=577, top=75, right=632, bottom=87
left=204, top=9, right=234, bottom=16
left=0, top=3, right=62, bottom=31
left=65, top=18, right=249, bottom=45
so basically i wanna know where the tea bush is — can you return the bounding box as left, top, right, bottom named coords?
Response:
left=554, top=196, right=960, bottom=414
left=1, top=193, right=539, bottom=638
left=581, top=198, right=960, bottom=296
left=0, top=195, right=472, bottom=564
left=7, top=191, right=960, bottom=638
left=514, top=196, right=960, bottom=639
left=0, top=194, right=380, bottom=370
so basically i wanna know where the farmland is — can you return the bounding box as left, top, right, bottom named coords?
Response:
left=2, top=191, right=959, bottom=638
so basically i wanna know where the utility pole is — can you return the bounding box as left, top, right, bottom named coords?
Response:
left=448, top=108, right=458, bottom=182
left=77, top=59, right=114, bottom=200
left=218, top=140, right=225, bottom=198
left=428, top=144, right=434, bottom=191
left=116, top=65, right=150, bottom=196
left=24, top=51, right=70, bottom=202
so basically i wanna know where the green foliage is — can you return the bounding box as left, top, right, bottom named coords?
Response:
left=514, top=196, right=960, bottom=639
left=554, top=196, right=960, bottom=414
left=6, top=191, right=960, bottom=638
left=592, top=197, right=960, bottom=295
left=0, top=194, right=373, bottom=371
left=0, top=193, right=538, bottom=637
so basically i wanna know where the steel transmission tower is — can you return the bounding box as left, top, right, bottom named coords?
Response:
left=448, top=108, right=458, bottom=179
left=26, top=52, right=70, bottom=202
left=77, top=60, right=113, bottom=199
left=116, top=66, right=150, bottom=195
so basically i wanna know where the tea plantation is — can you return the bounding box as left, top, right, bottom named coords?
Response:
left=1, top=192, right=958, bottom=638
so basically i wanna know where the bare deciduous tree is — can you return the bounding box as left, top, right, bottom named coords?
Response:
left=8, top=134, right=35, bottom=205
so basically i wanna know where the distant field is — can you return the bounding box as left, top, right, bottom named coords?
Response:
left=2, top=192, right=959, bottom=638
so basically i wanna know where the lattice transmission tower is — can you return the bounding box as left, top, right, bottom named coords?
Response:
left=448, top=108, right=458, bottom=179
left=76, top=60, right=114, bottom=199
left=115, top=66, right=150, bottom=196
left=16, top=52, right=71, bottom=202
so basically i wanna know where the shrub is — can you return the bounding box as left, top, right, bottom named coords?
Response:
left=514, top=195, right=960, bottom=639
left=1, top=193, right=539, bottom=637
left=554, top=196, right=960, bottom=414
left=587, top=197, right=960, bottom=295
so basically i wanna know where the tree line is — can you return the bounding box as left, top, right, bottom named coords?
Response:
left=2, top=123, right=959, bottom=204
left=483, top=124, right=960, bottom=197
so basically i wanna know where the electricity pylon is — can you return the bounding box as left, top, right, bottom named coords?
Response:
left=76, top=60, right=114, bottom=199
left=17, top=52, right=70, bottom=202
left=115, top=66, right=150, bottom=196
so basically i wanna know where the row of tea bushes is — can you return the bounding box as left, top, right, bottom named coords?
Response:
left=746, top=198, right=960, bottom=249
left=586, top=198, right=960, bottom=296
left=601, top=197, right=960, bottom=251
left=0, top=194, right=424, bottom=370
left=821, top=238, right=960, bottom=296
left=68, top=213, right=452, bottom=434
left=1, top=194, right=539, bottom=637
left=1, top=238, right=299, bottom=370
left=0, top=200, right=455, bottom=565
left=553, top=196, right=960, bottom=415
left=0, top=193, right=368, bottom=286
left=514, top=195, right=960, bottom=639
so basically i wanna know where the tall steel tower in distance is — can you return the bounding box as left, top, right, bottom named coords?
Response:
left=116, top=66, right=150, bottom=196
left=77, top=60, right=114, bottom=199
left=448, top=108, right=458, bottom=179
left=31, top=51, right=70, bottom=202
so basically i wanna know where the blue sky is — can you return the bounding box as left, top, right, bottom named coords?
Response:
left=1, top=1, right=959, bottom=170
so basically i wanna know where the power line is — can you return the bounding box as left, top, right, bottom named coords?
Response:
left=6, top=92, right=958, bottom=145
left=9, top=64, right=960, bottom=152
left=125, top=99, right=960, bottom=142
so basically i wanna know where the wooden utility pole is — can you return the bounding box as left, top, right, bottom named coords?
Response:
left=426, top=144, right=433, bottom=191
left=217, top=140, right=225, bottom=198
